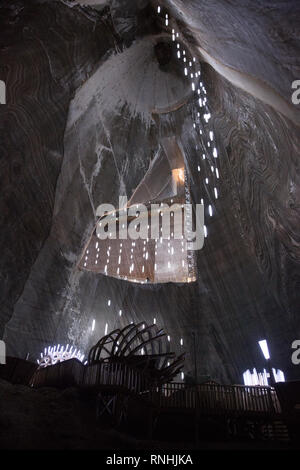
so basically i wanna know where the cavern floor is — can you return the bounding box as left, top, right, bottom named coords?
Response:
left=0, top=379, right=298, bottom=451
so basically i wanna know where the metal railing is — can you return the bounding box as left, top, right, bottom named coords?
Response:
left=83, top=362, right=152, bottom=393
left=31, top=360, right=282, bottom=415
left=148, top=382, right=281, bottom=414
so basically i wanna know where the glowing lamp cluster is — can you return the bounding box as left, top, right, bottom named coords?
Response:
left=37, top=345, right=84, bottom=368
left=243, top=368, right=285, bottom=387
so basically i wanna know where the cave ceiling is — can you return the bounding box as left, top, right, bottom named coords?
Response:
left=0, top=0, right=299, bottom=384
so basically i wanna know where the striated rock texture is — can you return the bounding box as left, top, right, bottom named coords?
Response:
left=0, top=0, right=117, bottom=336
left=0, top=0, right=299, bottom=384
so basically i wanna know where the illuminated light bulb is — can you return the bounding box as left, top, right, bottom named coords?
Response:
left=191, top=73, right=194, bottom=78
left=119, top=309, right=122, bottom=316
left=213, top=147, right=218, bottom=158
left=105, top=323, right=108, bottom=335
left=95, top=242, right=98, bottom=249
left=181, top=372, right=184, bottom=380
left=157, top=5, right=161, bottom=13
left=108, top=299, right=111, bottom=306
left=180, top=338, right=183, bottom=346
left=209, top=131, right=214, bottom=141
left=92, top=319, right=95, bottom=331
left=117, top=267, right=120, bottom=274
left=202, top=154, right=206, bottom=160
left=184, top=67, right=188, bottom=76
left=211, top=165, right=214, bottom=172
left=205, top=178, right=209, bottom=184
left=204, top=225, right=208, bottom=237
left=197, top=165, right=200, bottom=172
left=167, top=335, right=171, bottom=342
left=258, top=339, right=271, bottom=360
left=177, top=51, right=181, bottom=59
left=191, top=82, right=195, bottom=91
left=214, top=187, right=218, bottom=199
left=208, top=205, right=213, bottom=217
left=84, top=262, right=87, bottom=267
left=153, top=318, right=156, bottom=324
left=216, top=168, right=220, bottom=179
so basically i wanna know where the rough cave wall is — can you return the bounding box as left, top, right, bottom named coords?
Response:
left=0, top=0, right=117, bottom=336
left=0, top=0, right=299, bottom=383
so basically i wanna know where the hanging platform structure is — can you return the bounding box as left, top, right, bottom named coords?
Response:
left=78, top=137, right=197, bottom=284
